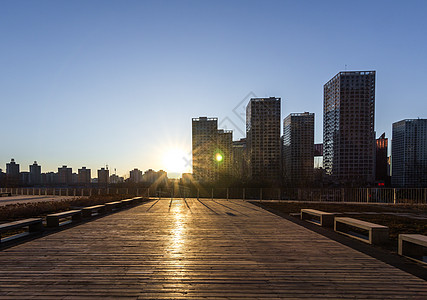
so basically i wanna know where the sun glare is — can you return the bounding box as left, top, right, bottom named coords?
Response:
left=215, top=153, right=223, bottom=162
left=163, top=148, right=188, bottom=174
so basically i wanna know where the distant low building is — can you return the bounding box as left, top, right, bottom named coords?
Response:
left=42, top=172, right=57, bottom=185
left=109, top=174, right=124, bottom=184
left=78, top=167, right=91, bottom=185
left=130, top=168, right=143, bottom=183
left=58, top=165, right=72, bottom=185
left=98, top=168, right=109, bottom=185
left=181, top=173, right=193, bottom=185
left=29, top=161, right=42, bottom=185
left=6, top=158, right=20, bottom=184
left=20, top=172, right=30, bottom=185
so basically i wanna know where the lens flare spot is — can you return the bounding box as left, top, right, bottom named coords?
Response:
left=215, top=153, right=223, bottom=162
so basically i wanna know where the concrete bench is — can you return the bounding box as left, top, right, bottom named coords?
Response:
left=46, top=210, right=82, bottom=227
left=82, top=205, right=106, bottom=218
left=301, top=209, right=335, bottom=227
left=334, top=217, right=389, bottom=245
left=398, top=234, right=427, bottom=264
left=105, top=201, right=122, bottom=212
left=0, top=192, right=12, bottom=197
left=0, top=218, right=43, bottom=243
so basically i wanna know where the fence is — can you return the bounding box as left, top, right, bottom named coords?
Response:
left=1, top=187, right=426, bottom=204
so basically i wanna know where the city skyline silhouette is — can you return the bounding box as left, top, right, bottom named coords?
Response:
left=1, top=1, right=427, bottom=177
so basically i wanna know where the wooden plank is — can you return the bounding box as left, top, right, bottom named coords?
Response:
left=0, top=199, right=425, bottom=298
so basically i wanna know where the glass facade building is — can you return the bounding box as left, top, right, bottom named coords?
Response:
left=323, top=71, right=376, bottom=185
left=391, top=119, right=427, bottom=187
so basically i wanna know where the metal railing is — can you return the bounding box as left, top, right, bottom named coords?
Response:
left=1, top=187, right=426, bottom=204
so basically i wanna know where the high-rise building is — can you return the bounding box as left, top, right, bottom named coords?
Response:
left=29, top=161, right=42, bottom=185
left=375, top=133, right=389, bottom=185
left=323, top=71, right=376, bottom=185
left=58, top=165, right=72, bottom=185
left=97, top=168, right=109, bottom=185
left=282, top=112, right=314, bottom=186
left=78, top=167, right=91, bottom=184
left=192, top=117, right=218, bottom=182
left=314, top=143, right=324, bottom=169
left=246, top=97, right=281, bottom=185
left=216, top=129, right=233, bottom=181
left=232, top=138, right=247, bottom=180
left=192, top=117, right=233, bottom=183
left=391, top=119, right=427, bottom=187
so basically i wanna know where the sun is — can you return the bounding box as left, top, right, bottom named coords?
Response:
left=162, top=148, right=188, bottom=174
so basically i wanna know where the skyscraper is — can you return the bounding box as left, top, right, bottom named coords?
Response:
left=246, top=97, right=281, bottom=185
left=192, top=117, right=218, bottom=183
left=323, top=71, right=376, bottom=185
left=282, top=112, right=314, bottom=186
left=232, top=138, right=247, bottom=181
left=391, top=119, right=427, bottom=187
left=216, top=129, right=233, bottom=181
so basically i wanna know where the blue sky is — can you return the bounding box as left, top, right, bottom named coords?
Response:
left=1, top=0, right=426, bottom=178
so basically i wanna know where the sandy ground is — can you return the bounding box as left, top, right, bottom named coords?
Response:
left=0, top=195, right=82, bottom=206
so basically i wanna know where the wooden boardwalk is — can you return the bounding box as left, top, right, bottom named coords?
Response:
left=0, top=199, right=426, bottom=299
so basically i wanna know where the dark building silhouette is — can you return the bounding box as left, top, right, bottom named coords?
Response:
left=109, top=174, right=124, bottom=184
left=6, top=158, right=20, bottom=178
left=97, top=168, right=109, bottom=185
left=42, top=172, right=57, bottom=185
left=391, top=119, right=427, bottom=187
left=20, top=172, right=30, bottom=185
left=192, top=117, right=233, bottom=183
left=192, top=117, right=219, bottom=183
left=78, top=167, right=91, bottom=184
left=216, top=129, right=233, bottom=181
left=6, top=158, right=20, bottom=185
left=282, top=112, right=314, bottom=187
left=323, top=71, right=376, bottom=186
left=0, top=169, right=4, bottom=185
left=375, top=133, right=389, bottom=185
left=246, top=97, right=281, bottom=186
left=232, top=138, right=247, bottom=181
left=58, top=165, right=72, bottom=185
left=29, top=161, right=42, bottom=185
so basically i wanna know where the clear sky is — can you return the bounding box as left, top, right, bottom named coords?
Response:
left=1, top=0, right=427, bottom=178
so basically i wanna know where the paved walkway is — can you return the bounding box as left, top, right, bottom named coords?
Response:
left=0, top=199, right=426, bottom=299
